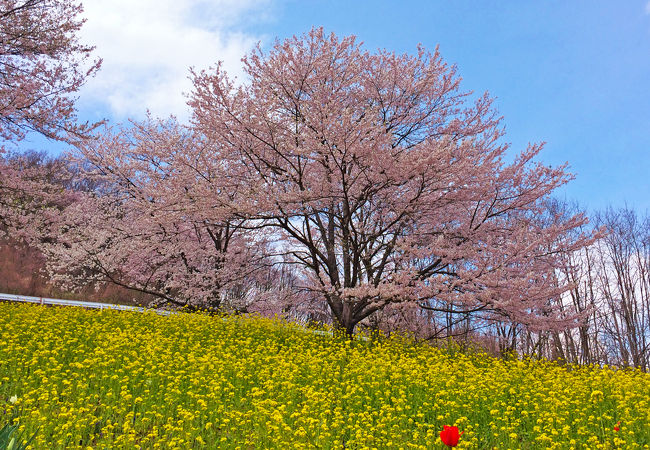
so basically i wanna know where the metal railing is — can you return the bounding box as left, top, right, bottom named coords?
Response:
left=0, top=292, right=172, bottom=315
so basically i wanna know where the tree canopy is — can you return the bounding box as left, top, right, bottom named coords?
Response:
left=188, top=28, right=594, bottom=333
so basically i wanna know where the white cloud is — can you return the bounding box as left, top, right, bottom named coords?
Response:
left=77, top=0, right=272, bottom=121
left=646, top=1, right=650, bottom=14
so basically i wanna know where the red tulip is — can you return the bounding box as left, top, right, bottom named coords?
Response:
left=614, top=421, right=621, bottom=432
left=440, top=425, right=464, bottom=447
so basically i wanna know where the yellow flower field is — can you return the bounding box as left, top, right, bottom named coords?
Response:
left=1, top=303, right=649, bottom=449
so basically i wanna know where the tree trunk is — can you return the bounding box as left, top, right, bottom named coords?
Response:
left=333, top=302, right=357, bottom=337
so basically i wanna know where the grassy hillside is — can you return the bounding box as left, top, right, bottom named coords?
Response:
left=0, top=303, right=648, bottom=449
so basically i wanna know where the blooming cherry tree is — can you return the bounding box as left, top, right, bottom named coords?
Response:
left=37, top=118, right=269, bottom=309
left=0, top=0, right=100, bottom=143
left=1, top=0, right=99, bottom=237
left=190, top=28, right=594, bottom=334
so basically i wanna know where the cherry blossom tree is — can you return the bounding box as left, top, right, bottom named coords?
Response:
left=190, top=28, right=595, bottom=335
left=0, top=149, right=76, bottom=242
left=0, top=0, right=100, bottom=144
left=36, top=118, right=271, bottom=310
left=1, top=0, right=100, bottom=238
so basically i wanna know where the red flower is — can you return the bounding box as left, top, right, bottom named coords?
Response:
left=440, top=425, right=464, bottom=447
left=614, top=421, right=621, bottom=432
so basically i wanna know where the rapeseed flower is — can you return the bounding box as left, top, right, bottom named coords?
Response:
left=0, top=303, right=648, bottom=448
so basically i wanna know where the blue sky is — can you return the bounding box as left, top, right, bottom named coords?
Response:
left=22, top=0, right=650, bottom=214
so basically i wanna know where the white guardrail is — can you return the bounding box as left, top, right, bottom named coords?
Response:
left=0, top=292, right=172, bottom=315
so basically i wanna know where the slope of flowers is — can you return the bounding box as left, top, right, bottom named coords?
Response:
left=0, top=303, right=649, bottom=449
